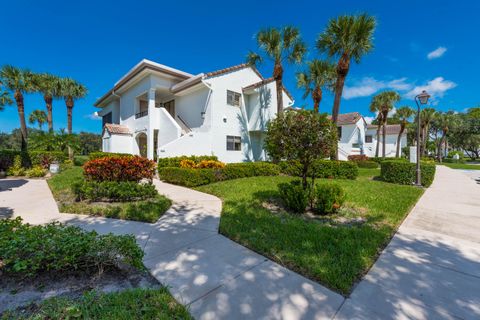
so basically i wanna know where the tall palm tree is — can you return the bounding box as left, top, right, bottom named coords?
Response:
left=435, top=112, right=456, bottom=162
left=33, top=73, right=60, bottom=132
left=29, top=109, right=48, bottom=130
left=317, top=14, right=376, bottom=124
left=296, top=59, right=336, bottom=113
left=58, top=77, right=87, bottom=159
left=370, top=91, right=400, bottom=157
left=0, top=66, right=36, bottom=151
left=370, top=95, right=383, bottom=157
left=393, top=106, right=415, bottom=157
left=420, top=107, right=436, bottom=156
left=247, top=26, right=307, bottom=115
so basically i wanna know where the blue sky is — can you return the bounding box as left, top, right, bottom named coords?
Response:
left=1, top=0, right=479, bottom=133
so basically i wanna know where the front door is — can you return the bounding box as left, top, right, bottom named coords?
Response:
left=164, top=100, right=175, bottom=117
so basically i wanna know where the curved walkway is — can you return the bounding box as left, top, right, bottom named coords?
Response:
left=0, top=178, right=343, bottom=319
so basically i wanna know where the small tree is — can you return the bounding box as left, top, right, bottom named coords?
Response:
left=265, top=110, right=336, bottom=189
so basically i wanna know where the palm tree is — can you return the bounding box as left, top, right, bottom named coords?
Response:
left=420, top=107, right=436, bottom=156
left=33, top=73, right=60, bottom=132
left=29, top=109, right=48, bottom=130
left=370, top=91, right=400, bottom=157
left=435, top=112, right=456, bottom=162
left=0, top=84, right=12, bottom=112
left=317, top=14, right=376, bottom=123
left=247, top=26, right=307, bottom=115
left=58, top=77, right=87, bottom=159
left=296, top=59, right=336, bottom=113
left=393, top=106, right=415, bottom=157
left=0, top=66, right=36, bottom=151
left=370, top=96, right=383, bottom=157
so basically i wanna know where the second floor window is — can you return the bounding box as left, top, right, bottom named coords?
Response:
left=227, top=90, right=241, bottom=106
left=365, top=135, right=373, bottom=143
left=337, top=127, right=342, bottom=140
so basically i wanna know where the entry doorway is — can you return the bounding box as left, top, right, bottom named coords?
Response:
left=164, top=100, right=175, bottom=117
left=136, top=132, right=147, bottom=158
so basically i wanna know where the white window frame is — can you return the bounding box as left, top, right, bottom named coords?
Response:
left=226, top=135, right=241, bottom=151
left=227, top=90, right=241, bottom=106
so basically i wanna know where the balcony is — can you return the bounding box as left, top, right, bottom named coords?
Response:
left=135, top=110, right=148, bottom=119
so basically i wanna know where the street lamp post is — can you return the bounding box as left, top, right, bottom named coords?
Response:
left=414, top=90, right=430, bottom=186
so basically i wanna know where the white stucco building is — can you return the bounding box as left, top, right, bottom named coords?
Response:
left=335, top=112, right=408, bottom=160
left=95, top=59, right=293, bottom=163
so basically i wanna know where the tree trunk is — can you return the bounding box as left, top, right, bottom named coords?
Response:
left=396, top=124, right=405, bottom=158
left=382, top=115, right=387, bottom=158
left=437, top=133, right=446, bottom=163
left=312, top=86, right=322, bottom=113
left=375, top=124, right=381, bottom=158
left=273, top=62, right=284, bottom=115
left=66, top=99, right=74, bottom=160
left=331, top=54, right=350, bottom=160
left=14, top=90, right=28, bottom=151
left=44, top=95, right=53, bottom=132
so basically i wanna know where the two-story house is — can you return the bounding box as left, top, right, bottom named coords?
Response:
left=336, top=112, right=407, bottom=160
left=95, top=59, right=293, bottom=163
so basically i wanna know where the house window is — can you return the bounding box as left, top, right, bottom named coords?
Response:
left=227, top=90, right=241, bottom=106
left=365, top=135, right=373, bottom=143
left=226, top=135, right=241, bottom=151
left=102, top=112, right=112, bottom=128
left=337, top=127, right=342, bottom=140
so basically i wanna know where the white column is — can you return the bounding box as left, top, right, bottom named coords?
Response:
left=147, top=88, right=156, bottom=160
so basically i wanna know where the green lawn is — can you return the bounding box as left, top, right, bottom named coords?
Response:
left=196, top=169, right=423, bottom=294
left=441, top=162, right=480, bottom=170
left=47, top=166, right=171, bottom=223
left=1, top=288, right=191, bottom=320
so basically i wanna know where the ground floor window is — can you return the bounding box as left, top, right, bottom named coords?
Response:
left=365, top=135, right=373, bottom=143
left=226, top=135, right=241, bottom=151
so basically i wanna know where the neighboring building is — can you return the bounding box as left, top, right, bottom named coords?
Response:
left=335, top=112, right=407, bottom=160
left=95, top=59, right=293, bottom=163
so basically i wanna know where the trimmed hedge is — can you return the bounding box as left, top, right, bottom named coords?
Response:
left=158, top=162, right=281, bottom=187
left=355, top=160, right=379, bottom=169
left=158, top=155, right=218, bottom=168
left=279, top=160, right=358, bottom=180
left=83, top=156, right=156, bottom=182
left=88, top=151, right=133, bottom=160
left=370, top=157, right=406, bottom=164
left=72, top=181, right=158, bottom=202
left=0, top=150, right=66, bottom=171
left=381, top=160, right=436, bottom=187
left=0, top=217, right=143, bottom=277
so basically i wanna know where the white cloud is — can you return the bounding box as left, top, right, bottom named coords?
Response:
left=427, top=46, right=447, bottom=60
left=85, top=112, right=101, bottom=120
left=343, top=77, right=413, bottom=100
left=363, top=116, right=375, bottom=124
left=405, top=77, right=457, bottom=100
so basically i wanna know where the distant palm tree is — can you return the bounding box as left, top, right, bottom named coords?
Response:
left=370, top=91, right=400, bottom=157
left=0, top=66, right=36, bottom=151
left=393, top=106, right=415, bottom=157
left=316, top=14, right=376, bottom=159
left=435, top=112, right=456, bottom=162
left=58, top=77, right=87, bottom=159
left=33, top=73, right=60, bottom=132
left=247, top=26, right=307, bottom=115
left=29, top=109, right=48, bottom=130
left=296, top=59, right=336, bottom=113
left=370, top=97, right=383, bottom=157
left=420, top=107, right=436, bottom=156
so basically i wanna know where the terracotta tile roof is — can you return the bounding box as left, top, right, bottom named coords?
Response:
left=204, top=63, right=263, bottom=79
left=242, top=77, right=294, bottom=101
left=104, top=123, right=131, bottom=135
left=367, top=124, right=405, bottom=135
left=329, top=112, right=363, bottom=125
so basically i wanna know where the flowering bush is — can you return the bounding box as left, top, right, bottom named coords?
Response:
left=83, top=155, right=156, bottom=182
left=196, top=160, right=226, bottom=169
left=179, top=159, right=196, bottom=168
left=347, top=154, right=369, bottom=162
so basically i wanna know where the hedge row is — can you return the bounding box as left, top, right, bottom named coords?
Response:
left=380, top=160, right=436, bottom=187
left=0, top=150, right=66, bottom=170
left=88, top=151, right=133, bottom=160
left=158, top=155, right=218, bottom=168
left=72, top=181, right=158, bottom=202
left=278, top=160, right=358, bottom=180
left=158, top=162, right=280, bottom=187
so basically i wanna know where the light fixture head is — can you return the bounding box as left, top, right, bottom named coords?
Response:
left=417, top=90, right=430, bottom=105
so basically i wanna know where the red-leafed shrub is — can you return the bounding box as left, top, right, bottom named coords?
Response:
left=83, top=156, right=156, bottom=182
left=347, top=154, right=369, bottom=162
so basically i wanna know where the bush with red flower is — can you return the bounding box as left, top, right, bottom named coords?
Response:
left=83, top=155, right=156, bottom=182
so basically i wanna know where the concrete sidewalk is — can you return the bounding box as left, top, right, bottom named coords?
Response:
left=0, top=178, right=343, bottom=319
left=335, top=166, right=480, bottom=320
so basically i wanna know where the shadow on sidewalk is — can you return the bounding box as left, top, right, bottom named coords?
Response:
left=0, top=179, right=28, bottom=192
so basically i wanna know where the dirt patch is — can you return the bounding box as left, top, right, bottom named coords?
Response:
left=0, top=269, right=160, bottom=314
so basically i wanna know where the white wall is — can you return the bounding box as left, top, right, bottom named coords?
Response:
left=363, top=128, right=406, bottom=158
left=102, top=132, right=133, bottom=154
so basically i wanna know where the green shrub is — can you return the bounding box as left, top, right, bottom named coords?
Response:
left=88, top=151, right=133, bottom=160
left=313, top=183, right=346, bottom=215
left=0, top=150, right=28, bottom=171
left=279, top=160, right=358, bottom=179
left=29, top=150, right=67, bottom=168
left=84, top=156, right=156, bottom=182
left=7, top=155, right=25, bottom=176
left=157, top=155, right=219, bottom=168
left=381, top=160, right=436, bottom=187
left=355, top=160, right=379, bottom=169
left=0, top=217, right=144, bottom=277
left=220, top=162, right=280, bottom=180
left=447, top=150, right=464, bottom=159
left=72, top=181, right=158, bottom=202
left=347, top=155, right=368, bottom=161
left=370, top=157, right=406, bottom=164
left=158, top=167, right=217, bottom=187
left=442, top=158, right=466, bottom=164
left=25, top=165, right=47, bottom=178
left=74, top=155, right=89, bottom=166
left=278, top=180, right=310, bottom=213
